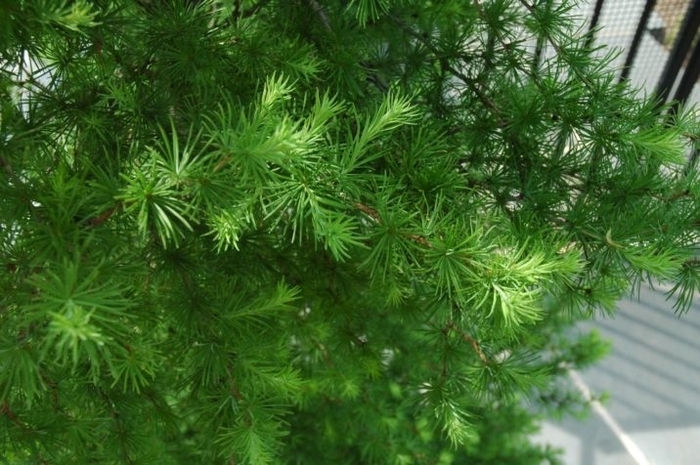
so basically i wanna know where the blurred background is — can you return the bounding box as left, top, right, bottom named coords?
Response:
left=532, top=3, right=700, bottom=464
left=573, top=0, right=700, bottom=106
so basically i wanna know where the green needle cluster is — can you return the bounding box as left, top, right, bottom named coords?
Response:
left=1, top=1, right=698, bottom=463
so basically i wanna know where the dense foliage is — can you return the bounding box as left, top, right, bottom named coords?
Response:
left=1, top=1, right=699, bottom=463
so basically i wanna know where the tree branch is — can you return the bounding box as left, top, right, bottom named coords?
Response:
left=239, top=0, right=272, bottom=19
left=514, top=0, right=595, bottom=88
left=1, top=401, right=29, bottom=430
left=355, top=202, right=432, bottom=247
left=388, top=14, right=507, bottom=126
left=447, top=322, right=490, bottom=365
left=89, top=204, right=120, bottom=227
left=0, top=156, right=13, bottom=177
left=307, top=0, right=332, bottom=32
left=355, top=202, right=380, bottom=222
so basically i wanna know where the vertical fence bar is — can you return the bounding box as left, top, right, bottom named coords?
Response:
left=656, top=0, right=700, bottom=106
left=620, top=0, right=658, bottom=82
left=585, top=0, right=606, bottom=48
left=532, top=0, right=554, bottom=74
left=672, top=38, right=700, bottom=104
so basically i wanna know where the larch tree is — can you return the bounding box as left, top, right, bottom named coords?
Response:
left=1, top=1, right=699, bottom=464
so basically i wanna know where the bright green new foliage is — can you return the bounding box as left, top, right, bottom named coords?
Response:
left=1, top=1, right=699, bottom=463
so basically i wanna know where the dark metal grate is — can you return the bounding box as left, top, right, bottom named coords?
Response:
left=582, top=0, right=700, bottom=105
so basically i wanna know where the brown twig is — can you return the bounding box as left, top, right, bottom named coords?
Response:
left=355, top=202, right=380, bottom=221
left=664, top=188, right=691, bottom=202
left=446, top=322, right=490, bottom=364
left=1, top=401, right=29, bottom=430
left=355, top=202, right=432, bottom=247
left=89, top=204, right=120, bottom=227
left=213, top=154, right=231, bottom=173
left=0, top=156, right=13, bottom=176
left=461, top=331, right=490, bottom=365
left=407, top=234, right=431, bottom=247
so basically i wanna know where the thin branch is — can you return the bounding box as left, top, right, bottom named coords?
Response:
left=305, top=1, right=392, bottom=94
left=387, top=14, right=506, bottom=125
left=1, top=401, right=29, bottom=430
left=355, top=202, right=432, bottom=247
left=89, top=204, right=120, bottom=227
left=664, top=188, right=691, bottom=202
left=447, top=322, right=490, bottom=365
left=307, top=0, right=332, bottom=32
left=515, top=0, right=595, bottom=88
left=355, top=202, right=380, bottom=221
left=0, top=156, right=13, bottom=177
left=461, top=332, right=490, bottom=365
left=239, top=0, right=272, bottom=19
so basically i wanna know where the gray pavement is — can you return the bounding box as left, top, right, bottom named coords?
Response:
left=533, top=284, right=700, bottom=465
